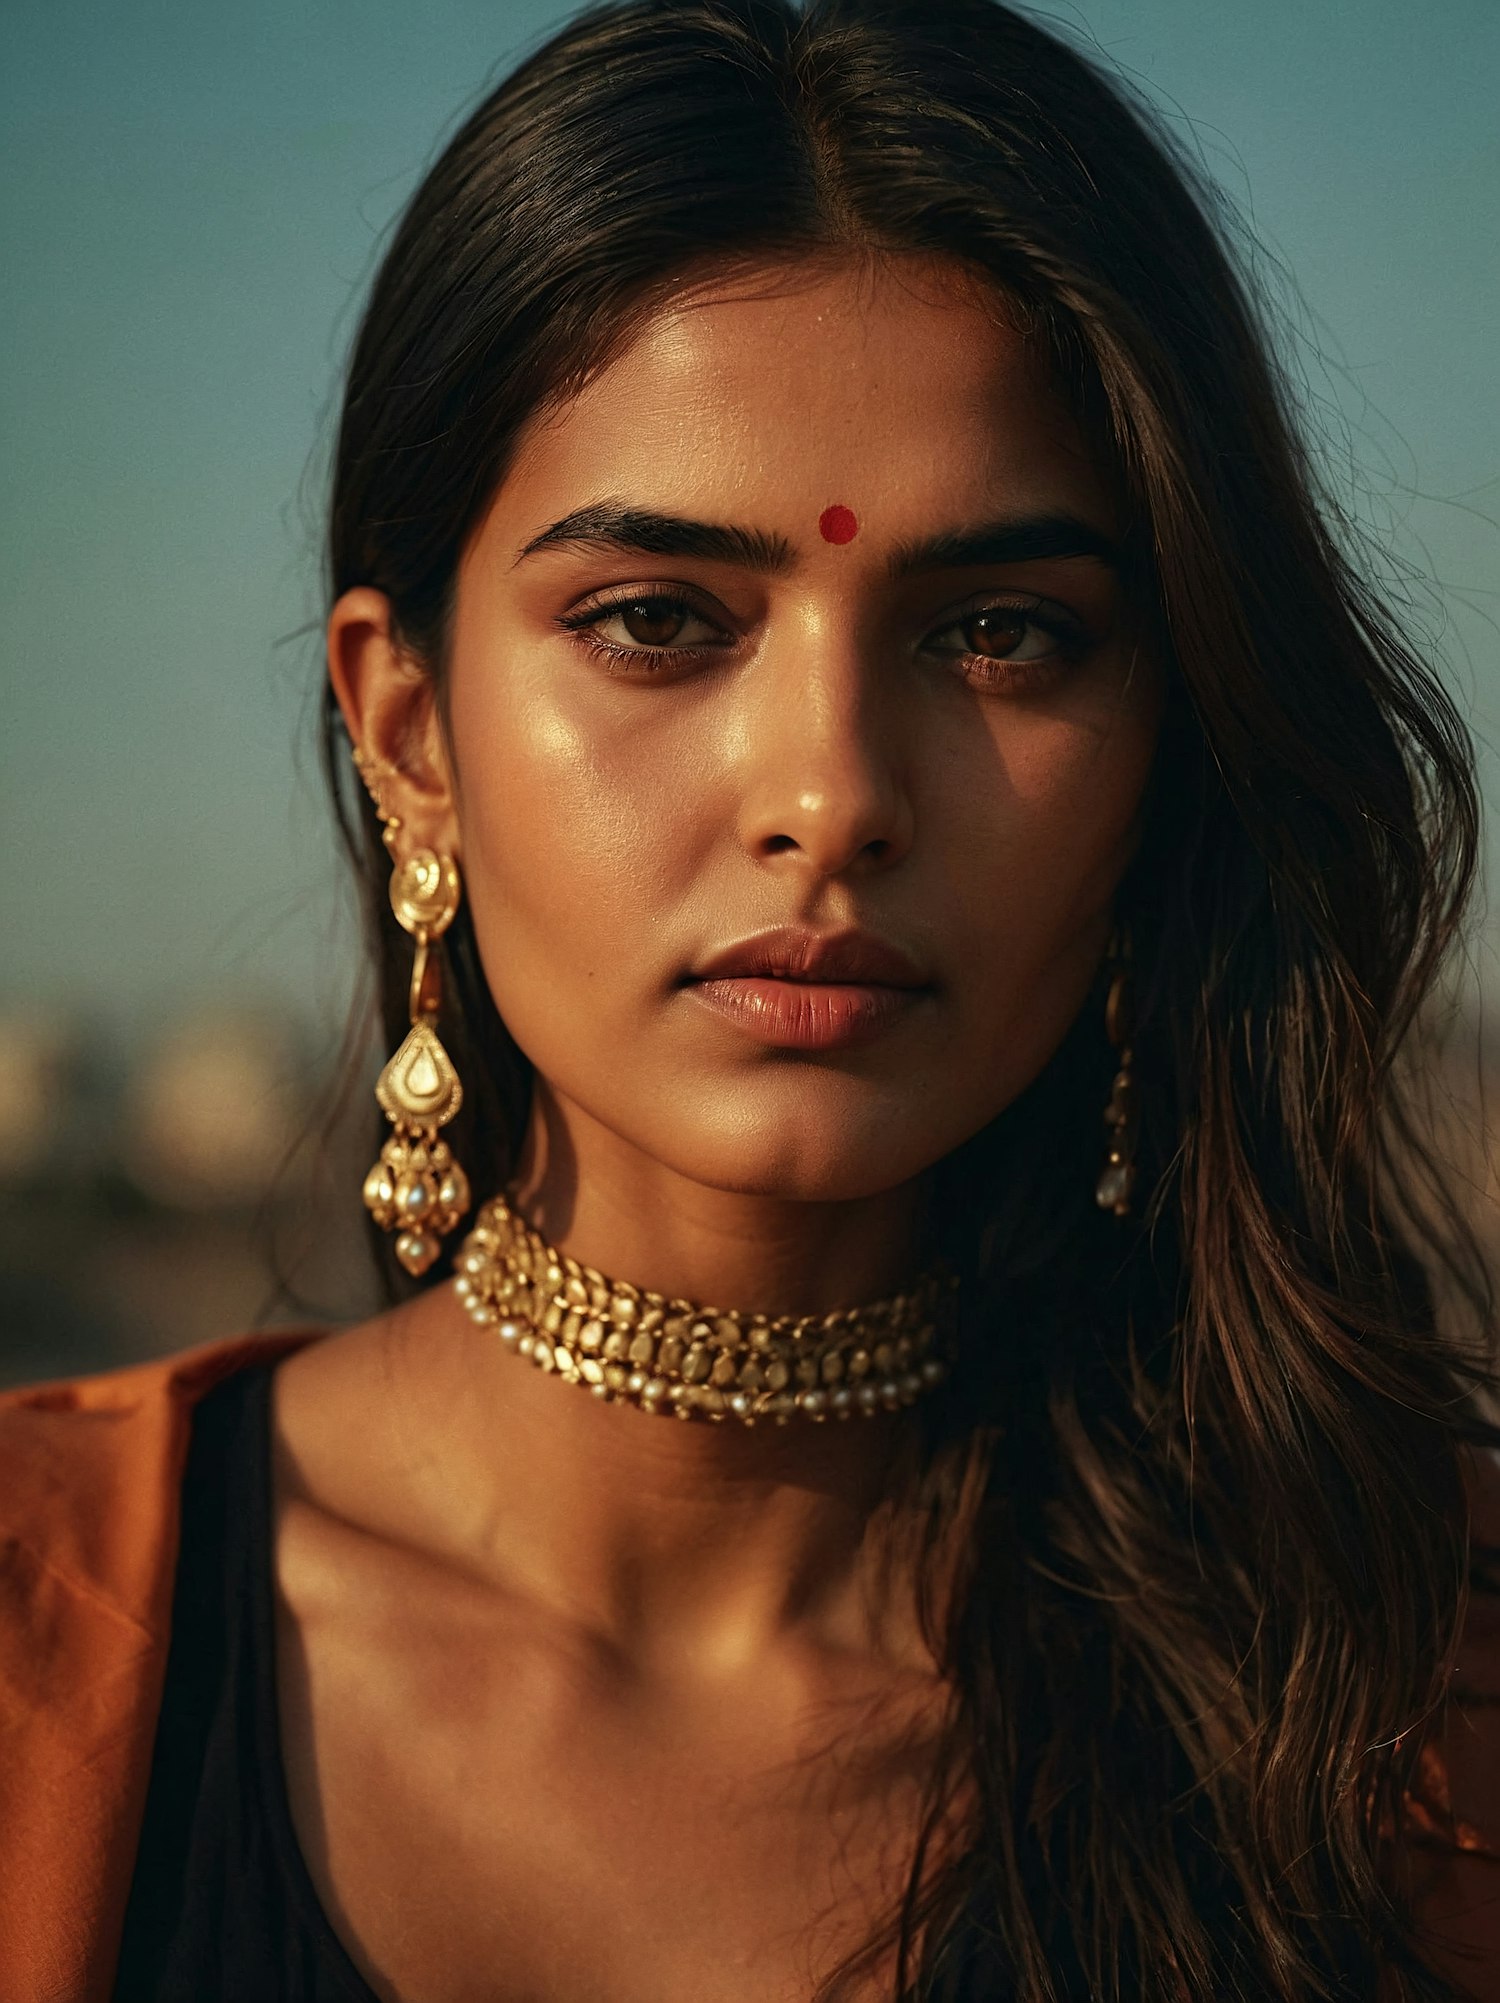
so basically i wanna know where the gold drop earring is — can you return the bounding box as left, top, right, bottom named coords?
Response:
left=1095, top=927, right=1137, bottom=1218
left=352, top=746, right=472, bottom=1276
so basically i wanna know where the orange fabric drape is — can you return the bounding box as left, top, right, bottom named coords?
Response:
left=0, top=1332, right=317, bottom=2003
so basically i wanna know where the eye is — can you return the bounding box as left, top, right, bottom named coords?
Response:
left=954, top=607, right=1053, bottom=661
left=559, top=591, right=730, bottom=670
left=926, top=597, right=1088, bottom=689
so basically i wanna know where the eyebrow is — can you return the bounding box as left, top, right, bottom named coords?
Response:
left=513, top=500, right=1119, bottom=575
left=886, top=515, right=1120, bottom=576
left=515, top=502, right=793, bottom=572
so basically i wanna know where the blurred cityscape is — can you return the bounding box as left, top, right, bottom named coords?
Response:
left=0, top=1004, right=383, bottom=1390
left=0, top=1001, right=1495, bottom=1393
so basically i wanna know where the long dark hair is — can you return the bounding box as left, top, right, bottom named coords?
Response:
left=320, top=1, right=1496, bottom=1993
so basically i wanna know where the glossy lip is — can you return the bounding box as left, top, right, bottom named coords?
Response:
left=682, top=927, right=932, bottom=1051
left=688, top=926, right=929, bottom=988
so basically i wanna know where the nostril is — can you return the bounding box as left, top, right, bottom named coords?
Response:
left=763, top=833, right=799, bottom=854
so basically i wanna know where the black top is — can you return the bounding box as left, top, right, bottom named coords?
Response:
left=112, top=1363, right=377, bottom=2002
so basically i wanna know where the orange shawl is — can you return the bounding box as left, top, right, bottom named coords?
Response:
left=0, top=1333, right=316, bottom=2003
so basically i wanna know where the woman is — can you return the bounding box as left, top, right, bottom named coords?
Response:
left=2, top=0, right=1497, bottom=1996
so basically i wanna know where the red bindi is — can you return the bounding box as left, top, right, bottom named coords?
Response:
left=818, top=504, right=858, bottom=545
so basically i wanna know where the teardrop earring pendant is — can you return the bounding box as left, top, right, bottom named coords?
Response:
left=353, top=748, right=472, bottom=1275
left=1095, top=930, right=1137, bottom=1218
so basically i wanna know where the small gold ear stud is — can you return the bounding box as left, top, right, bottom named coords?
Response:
left=351, top=743, right=403, bottom=853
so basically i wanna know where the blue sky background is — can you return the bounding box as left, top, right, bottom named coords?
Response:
left=3, top=0, right=1497, bottom=1056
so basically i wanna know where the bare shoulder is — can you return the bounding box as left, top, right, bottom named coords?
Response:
left=268, top=1281, right=484, bottom=1625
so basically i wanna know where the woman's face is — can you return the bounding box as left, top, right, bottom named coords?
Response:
left=429, top=257, right=1159, bottom=1203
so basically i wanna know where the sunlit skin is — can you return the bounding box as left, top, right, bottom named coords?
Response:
left=274, top=256, right=1162, bottom=2003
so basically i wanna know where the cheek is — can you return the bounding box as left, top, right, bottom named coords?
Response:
left=445, top=672, right=700, bottom=1033
left=961, top=694, right=1158, bottom=931
left=937, top=696, right=1158, bottom=1093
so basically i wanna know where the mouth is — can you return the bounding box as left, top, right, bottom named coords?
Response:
left=681, top=927, right=932, bottom=1052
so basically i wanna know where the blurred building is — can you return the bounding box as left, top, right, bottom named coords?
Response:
left=0, top=1004, right=379, bottom=1388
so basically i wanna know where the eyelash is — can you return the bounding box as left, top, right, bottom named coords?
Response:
left=557, top=590, right=1090, bottom=690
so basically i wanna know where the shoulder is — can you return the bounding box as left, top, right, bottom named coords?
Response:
left=0, top=1328, right=323, bottom=2003
left=0, top=1329, right=321, bottom=1626
left=0, top=1327, right=325, bottom=1692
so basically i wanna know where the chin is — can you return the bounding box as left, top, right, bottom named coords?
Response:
left=644, top=1095, right=971, bottom=1206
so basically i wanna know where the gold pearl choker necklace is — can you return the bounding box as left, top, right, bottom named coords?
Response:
left=452, top=1192, right=957, bottom=1425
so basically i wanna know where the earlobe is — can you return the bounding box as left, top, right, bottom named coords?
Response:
left=327, top=586, right=457, bottom=844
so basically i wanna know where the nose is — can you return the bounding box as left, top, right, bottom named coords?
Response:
left=734, top=628, right=914, bottom=880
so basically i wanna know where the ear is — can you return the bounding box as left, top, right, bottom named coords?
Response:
left=328, top=587, right=459, bottom=855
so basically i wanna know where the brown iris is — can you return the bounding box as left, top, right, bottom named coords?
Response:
left=961, top=608, right=1031, bottom=657
left=618, top=599, right=688, bottom=645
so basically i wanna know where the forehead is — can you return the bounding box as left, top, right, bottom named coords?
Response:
left=497, top=255, right=1110, bottom=537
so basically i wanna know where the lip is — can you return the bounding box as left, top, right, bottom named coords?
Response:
left=689, top=927, right=929, bottom=988
left=682, top=927, right=932, bottom=1052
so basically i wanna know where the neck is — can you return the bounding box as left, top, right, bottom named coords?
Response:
left=407, top=1312, right=928, bottom=1671
left=510, top=1080, right=931, bottom=1315
left=374, top=1091, right=944, bottom=1675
